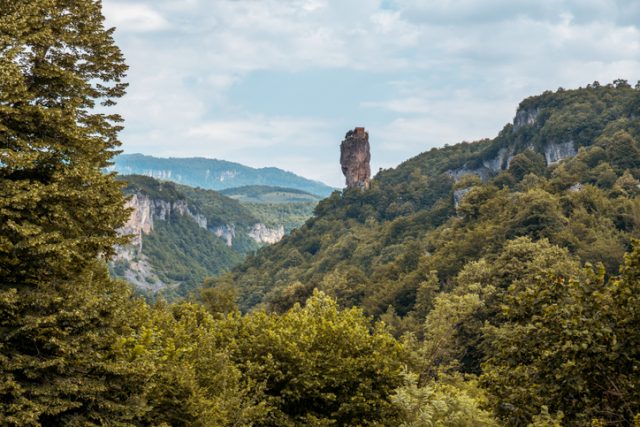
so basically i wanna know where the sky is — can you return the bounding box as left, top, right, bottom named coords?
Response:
left=101, top=0, right=640, bottom=187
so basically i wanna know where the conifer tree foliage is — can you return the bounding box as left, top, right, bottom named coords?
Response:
left=0, top=1, right=139, bottom=424
left=0, top=0, right=129, bottom=284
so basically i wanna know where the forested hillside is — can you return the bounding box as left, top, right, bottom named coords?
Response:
left=111, top=175, right=316, bottom=299
left=202, top=82, right=640, bottom=424
left=221, top=185, right=322, bottom=204
left=225, top=82, right=640, bottom=313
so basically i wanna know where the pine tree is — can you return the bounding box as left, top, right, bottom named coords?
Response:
left=0, top=0, right=129, bottom=284
left=0, top=1, right=146, bottom=424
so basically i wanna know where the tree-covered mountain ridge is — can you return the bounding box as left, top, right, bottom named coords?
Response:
left=109, top=153, right=336, bottom=196
left=387, top=79, right=638, bottom=185
left=219, top=81, right=640, bottom=314
left=198, top=81, right=640, bottom=424
left=111, top=175, right=317, bottom=298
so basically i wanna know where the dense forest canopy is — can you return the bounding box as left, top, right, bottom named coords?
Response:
left=1, top=1, right=639, bottom=425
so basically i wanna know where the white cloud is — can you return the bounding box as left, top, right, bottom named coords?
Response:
left=362, top=97, right=431, bottom=114
left=102, top=3, right=169, bottom=32
left=188, top=117, right=326, bottom=149
left=101, top=0, right=640, bottom=186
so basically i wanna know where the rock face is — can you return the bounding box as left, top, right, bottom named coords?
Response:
left=120, top=193, right=154, bottom=252
left=340, top=127, right=371, bottom=190
left=513, top=107, right=539, bottom=131
left=117, top=191, right=289, bottom=251
left=213, top=224, right=235, bottom=247
left=453, top=187, right=472, bottom=208
left=544, top=141, right=576, bottom=165
left=249, top=223, right=285, bottom=244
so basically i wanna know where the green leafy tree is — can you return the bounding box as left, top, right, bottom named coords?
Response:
left=0, top=263, right=151, bottom=425
left=117, top=302, right=262, bottom=426
left=0, top=1, right=145, bottom=424
left=481, top=243, right=640, bottom=425
left=508, top=151, right=547, bottom=181
left=229, top=290, right=405, bottom=426
left=392, top=371, right=498, bottom=427
left=200, top=274, right=240, bottom=318
left=0, top=0, right=129, bottom=283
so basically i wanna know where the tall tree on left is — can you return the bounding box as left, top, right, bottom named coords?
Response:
left=0, top=1, right=149, bottom=425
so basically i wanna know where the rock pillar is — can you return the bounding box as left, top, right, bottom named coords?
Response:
left=340, top=127, right=371, bottom=190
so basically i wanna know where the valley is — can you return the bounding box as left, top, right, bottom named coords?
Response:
left=110, top=175, right=322, bottom=299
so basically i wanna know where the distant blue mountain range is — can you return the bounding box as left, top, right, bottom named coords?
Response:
left=109, top=154, right=335, bottom=197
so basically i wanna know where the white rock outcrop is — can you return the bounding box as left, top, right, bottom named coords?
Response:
left=213, top=224, right=235, bottom=247
left=453, top=187, right=472, bottom=208
left=249, top=223, right=285, bottom=244
left=513, top=107, right=539, bottom=130
left=544, top=141, right=577, bottom=165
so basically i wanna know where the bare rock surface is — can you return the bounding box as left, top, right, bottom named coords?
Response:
left=340, top=127, right=371, bottom=190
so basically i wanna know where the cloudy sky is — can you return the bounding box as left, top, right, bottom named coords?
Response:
left=102, top=0, right=640, bottom=187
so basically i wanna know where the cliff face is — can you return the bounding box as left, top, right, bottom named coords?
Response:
left=118, top=193, right=209, bottom=249
left=112, top=190, right=289, bottom=293
left=120, top=193, right=154, bottom=253
left=340, top=127, right=371, bottom=190
left=446, top=104, right=579, bottom=184
left=249, top=223, right=285, bottom=244
left=118, top=192, right=285, bottom=249
left=513, top=107, right=539, bottom=131
left=544, top=141, right=577, bottom=165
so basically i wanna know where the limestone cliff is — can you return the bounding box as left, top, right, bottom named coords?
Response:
left=213, top=224, right=235, bottom=247
left=340, top=127, right=371, bottom=190
left=513, top=107, right=539, bottom=131
left=117, top=192, right=287, bottom=249
left=544, top=141, right=577, bottom=165
left=118, top=193, right=208, bottom=248
left=249, top=223, right=285, bottom=244
left=445, top=104, right=579, bottom=184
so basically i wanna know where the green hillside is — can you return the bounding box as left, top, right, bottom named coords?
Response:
left=220, top=185, right=321, bottom=232
left=223, top=82, right=640, bottom=312
left=111, top=176, right=319, bottom=299
left=221, top=185, right=322, bottom=203
left=197, top=82, right=640, bottom=424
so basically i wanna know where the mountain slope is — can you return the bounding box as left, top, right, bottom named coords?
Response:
left=221, top=185, right=322, bottom=204
left=214, top=81, right=640, bottom=312
left=109, top=154, right=335, bottom=196
left=111, top=175, right=317, bottom=299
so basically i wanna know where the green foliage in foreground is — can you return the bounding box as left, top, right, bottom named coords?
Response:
left=482, top=243, right=640, bottom=425
left=0, top=263, right=150, bottom=425
left=4, top=247, right=640, bottom=425
left=2, top=1, right=639, bottom=424
left=226, top=291, right=405, bottom=426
